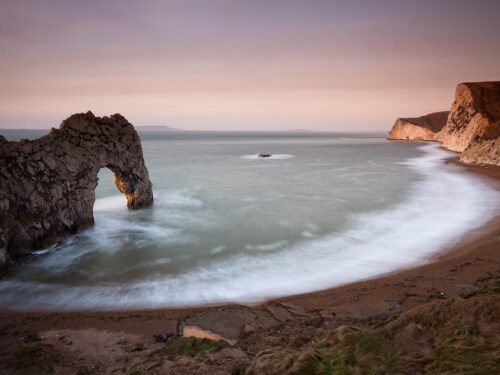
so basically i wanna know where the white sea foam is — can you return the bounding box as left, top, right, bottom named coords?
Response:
left=0, top=143, right=499, bottom=310
left=241, top=154, right=295, bottom=159
left=148, top=257, right=172, bottom=266
left=93, top=194, right=128, bottom=212
left=245, top=240, right=288, bottom=251
left=210, top=245, right=226, bottom=254
left=32, top=249, right=50, bottom=255
left=153, top=193, right=203, bottom=208
left=301, top=231, right=314, bottom=238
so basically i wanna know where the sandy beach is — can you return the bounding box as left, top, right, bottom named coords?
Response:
left=0, top=160, right=499, bottom=374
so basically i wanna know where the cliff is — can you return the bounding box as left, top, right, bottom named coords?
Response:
left=387, top=111, right=449, bottom=141
left=0, top=111, right=153, bottom=269
left=441, top=82, right=500, bottom=165
left=388, top=81, right=500, bottom=165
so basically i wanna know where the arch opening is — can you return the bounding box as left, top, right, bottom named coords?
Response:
left=93, top=168, right=128, bottom=212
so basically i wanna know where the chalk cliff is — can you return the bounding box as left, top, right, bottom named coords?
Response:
left=388, top=81, right=500, bottom=166
left=387, top=111, right=449, bottom=141
left=0, top=111, right=153, bottom=269
left=441, top=82, right=500, bottom=165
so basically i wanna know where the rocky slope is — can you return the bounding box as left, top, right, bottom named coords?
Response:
left=1, top=282, right=498, bottom=374
left=387, top=111, right=449, bottom=141
left=388, top=81, right=500, bottom=165
left=0, top=111, right=153, bottom=269
left=442, top=82, right=500, bottom=165
left=244, top=283, right=500, bottom=375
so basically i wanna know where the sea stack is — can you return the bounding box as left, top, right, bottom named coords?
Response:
left=388, top=81, right=500, bottom=166
left=0, top=111, right=153, bottom=269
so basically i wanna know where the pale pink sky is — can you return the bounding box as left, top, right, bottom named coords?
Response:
left=1, top=0, right=499, bottom=130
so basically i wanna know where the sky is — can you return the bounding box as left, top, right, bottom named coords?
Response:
left=0, top=0, right=499, bottom=131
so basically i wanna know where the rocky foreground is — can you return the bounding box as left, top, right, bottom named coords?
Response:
left=388, top=81, right=500, bottom=165
left=0, top=282, right=498, bottom=375
left=0, top=112, right=153, bottom=270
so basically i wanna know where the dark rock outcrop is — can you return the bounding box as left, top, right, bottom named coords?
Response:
left=387, top=81, right=500, bottom=165
left=0, top=111, right=153, bottom=268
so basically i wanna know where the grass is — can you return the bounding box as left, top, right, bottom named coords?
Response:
left=14, top=345, right=41, bottom=359
left=150, top=337, right=230, bottom=358
left=244, top=282, right=500, bottom=375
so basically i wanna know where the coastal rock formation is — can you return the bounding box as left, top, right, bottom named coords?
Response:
left=0, top=111, right=153, bottom=269
left=388, top=81, right=500, bottom=165
left=441, top=82, right=500, bottom=165
left=387, top=111, right=449, bottom=141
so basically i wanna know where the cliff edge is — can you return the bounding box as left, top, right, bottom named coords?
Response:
left=388, top=81, right=500, bottom=165
left=387, top=111, right=449, bottom=141
left=0, top=111, right=153, bottom=269
left=441, top=82, right=500, bottom=165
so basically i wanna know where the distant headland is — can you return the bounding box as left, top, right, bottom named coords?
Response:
left=136, top=125, right=183, bottom=131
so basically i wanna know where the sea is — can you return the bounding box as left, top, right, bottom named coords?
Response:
left=0, top=129, right=498, bottom=310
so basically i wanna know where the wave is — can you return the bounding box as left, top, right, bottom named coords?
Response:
left=93, top=191, right=203, bottom=213
left=210, top=245, right=226, bottom=254
left=0, top=144, right=498, bottom=310
left=93, top=194, right=128, bottom=213
left=245, top=240, right=288, bottom=252
left=153, top=192, right=203, bottom=208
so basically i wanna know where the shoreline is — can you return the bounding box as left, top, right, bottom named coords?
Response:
left=3, top=143, right=498, bottom=313
left=1, top=154, right=499, bottom=315
left=0, top=157, right=498, bottom=316
left=1, top=153, right=499, bottom=374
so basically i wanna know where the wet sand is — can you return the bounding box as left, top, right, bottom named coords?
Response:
left=0, top=160, right=499, bottom=373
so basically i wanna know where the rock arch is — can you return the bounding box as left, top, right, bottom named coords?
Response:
left=0, top=111, right=153, bottom=269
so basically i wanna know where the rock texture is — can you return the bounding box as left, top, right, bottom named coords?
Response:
left=441, top=82, right=500, bottom=165
left=387, top=81, right=500, bottom=165
left=387, top=111, right=449, bottom=141
left=0, top=111, right=153, bottom=269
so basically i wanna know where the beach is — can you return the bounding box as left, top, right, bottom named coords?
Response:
left=1, top=159, right=498, bottom=374
left=1, top=2, right=499, bottom=373
left=2, top=133, right=498, bottom=312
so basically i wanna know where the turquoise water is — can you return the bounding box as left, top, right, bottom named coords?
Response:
left=0, top=131, right=498, bottom=310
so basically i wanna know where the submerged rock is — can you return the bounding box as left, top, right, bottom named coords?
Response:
left=0, top=111, right=153, bottom=269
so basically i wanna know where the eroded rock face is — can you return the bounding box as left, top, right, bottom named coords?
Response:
left=387, top=81, right=500, bottom=166
left=387, top=111, right=449, bottom=141
left=0, top=111, right=153, bottom=268
left=441, top=82, right=500, bottom=165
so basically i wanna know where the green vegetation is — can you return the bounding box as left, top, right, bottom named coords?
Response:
left=8, top=345, right=55, bottom=374
left=14, top=345, right=41, bottom=359
left=150, top=337, right=230, bottom=358
left=245, top=282, right=500, bottom=375
left=312, top=341, right=330, bottom=350
left=232, top=363, right=248, bottom=375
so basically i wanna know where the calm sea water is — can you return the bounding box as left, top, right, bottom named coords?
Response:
left=0, top=130, right=498, bottom=310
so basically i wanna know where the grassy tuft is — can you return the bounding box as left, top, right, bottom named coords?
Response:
left=150, top=337, right=230, bottom=358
